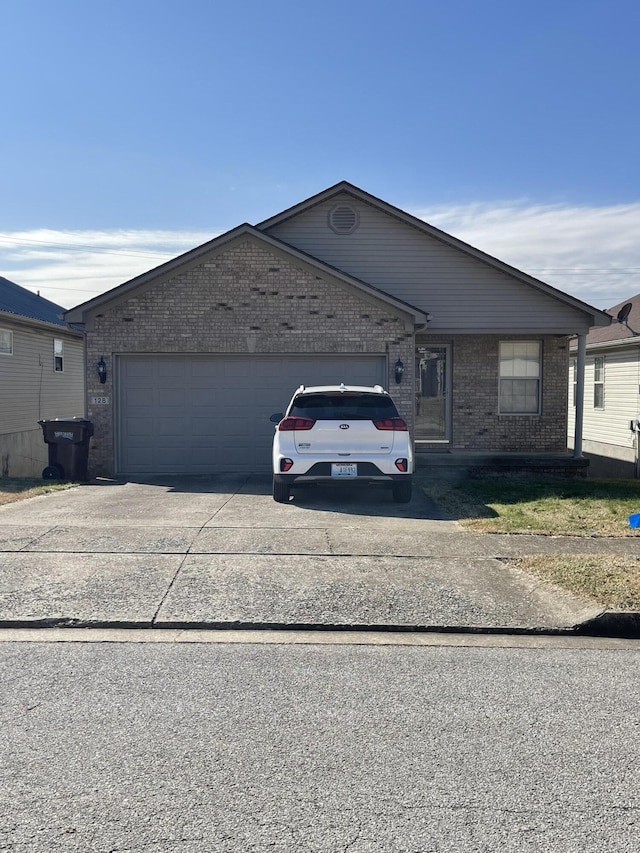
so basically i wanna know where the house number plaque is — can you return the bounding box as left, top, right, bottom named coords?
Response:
left=91, top=396, right=111, bottom=405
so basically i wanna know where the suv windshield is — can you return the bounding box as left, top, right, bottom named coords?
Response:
left=290, top=393, right=399, bottom=421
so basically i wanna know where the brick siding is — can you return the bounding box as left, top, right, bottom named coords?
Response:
left=418, top=334, right=569, bottom=452
left=85, top=237, right=415, bottom=475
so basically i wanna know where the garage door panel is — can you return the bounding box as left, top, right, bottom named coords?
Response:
left=155, top=446, right=190, bottom=466
left=124, top=446, right=154, bottom=466
left=156, top=418, right=188, bottom=437
left=156, top=361, right=187, bottom=379
left=125, top=358, right=156, bottom=378
left=118, top=355, right=385, bottom=474
left=125, top=418, right=156, bottom=438
left=221, top=361, right=254, bottom=379
left=190, top=361, right=221, bottom=378
left=124, top=387, right=154, bottom=405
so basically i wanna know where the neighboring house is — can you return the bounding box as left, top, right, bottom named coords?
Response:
left=65, top=182, right=610, bottom=478
left=568, top=294, right=640, bottom=477
left=0, top=276, right=85, bottom=478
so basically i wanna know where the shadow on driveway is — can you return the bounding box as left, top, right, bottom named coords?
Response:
left=98, top=474, right=451, bottom=522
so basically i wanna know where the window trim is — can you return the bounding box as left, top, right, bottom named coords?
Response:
left=594, top=355, right=605, bottom=409
left=0, top=328, right=13, bottom=356
left=498, top=340, right=542, bottom=416
left=54, top=338, right=64, bottom=372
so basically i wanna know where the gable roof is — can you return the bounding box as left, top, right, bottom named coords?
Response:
left=0, top=275, right=68, bottom=328
left=258, top=181, right=611, bottom=328
left=583, top=293, right=640, bottom=348
left=65, top=223, right=428, bottom=324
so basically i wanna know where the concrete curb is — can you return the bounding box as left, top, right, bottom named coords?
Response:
left=1, top=613, right=639, bottom=638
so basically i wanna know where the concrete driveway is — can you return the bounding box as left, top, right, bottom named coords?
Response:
left=0, top=475, right=609, bottom=631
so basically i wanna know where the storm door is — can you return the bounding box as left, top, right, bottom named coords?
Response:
left=415, top=345, right=450, bottom=442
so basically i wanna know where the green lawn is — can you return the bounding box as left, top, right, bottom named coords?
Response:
left=418, top=472, right=640, bottom=609
left=419, top=472, right=640, bottom=536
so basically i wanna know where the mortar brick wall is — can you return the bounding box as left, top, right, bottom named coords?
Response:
left=418, top=334, right=569, bottom=451
left=85, top=238, right=415, bottom=476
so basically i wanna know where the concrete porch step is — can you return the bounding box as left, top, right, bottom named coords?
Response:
left=415, top=451, right=588, bottom=476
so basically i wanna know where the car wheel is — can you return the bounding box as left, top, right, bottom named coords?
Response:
left=392, top=480, right=412, bottom=503
left=273, top=478, right=291, bottom=503
left=42, top=464, right=64, bottom=480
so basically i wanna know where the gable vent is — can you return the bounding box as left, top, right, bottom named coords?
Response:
left=328, top=204, right=359, bottom=235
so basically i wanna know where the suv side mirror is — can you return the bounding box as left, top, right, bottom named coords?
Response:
left=270, top=413, right=284, bottom=423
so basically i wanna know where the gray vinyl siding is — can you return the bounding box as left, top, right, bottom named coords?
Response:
left=265, top=193, right=591, bottom=334
left=0, top=318, right=84, bottom=435
left=568, top=347, right=640, bottom=451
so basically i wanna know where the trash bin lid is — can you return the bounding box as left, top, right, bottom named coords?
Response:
left=38, top=417, right=92, bottom=423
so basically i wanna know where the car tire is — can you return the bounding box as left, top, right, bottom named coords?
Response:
left=273, top=478, right=290, bottom=503
left=392, top=480, right=412, bottom=503
left=42, top=464, right=64, bottom=480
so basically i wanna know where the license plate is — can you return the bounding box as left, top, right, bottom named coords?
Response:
left=331, top=463, right=357, bottom=478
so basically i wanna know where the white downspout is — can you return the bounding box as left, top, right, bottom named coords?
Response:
left=573, top=333, right=586, bottom=458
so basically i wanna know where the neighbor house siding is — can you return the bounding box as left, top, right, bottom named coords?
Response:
left=421, top=334, right=569, bottom=452
left=0, top=317, right=84, bottom=477
left=0, top=319, right=84, bottom=434
left=568, top=347, right=640, bottom=467
left=264, top=194, right=592, bottom=333
left=84, top=237, right=416, bottom=477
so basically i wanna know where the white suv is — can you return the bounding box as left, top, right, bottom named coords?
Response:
left=270, top=384, right=413, bottom=503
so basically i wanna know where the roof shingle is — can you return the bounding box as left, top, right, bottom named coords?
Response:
left=584, top=293, right=640, bottom=346
left=0, top=276, right=67, bottom=327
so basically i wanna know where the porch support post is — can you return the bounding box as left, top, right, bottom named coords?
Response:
left=573, top=333, right=586, bottom=458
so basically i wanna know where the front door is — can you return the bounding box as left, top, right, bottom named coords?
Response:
left=415, top=345, right=450, bottom=442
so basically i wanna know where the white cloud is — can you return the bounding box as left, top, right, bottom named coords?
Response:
left=0, top=229, right=218, bottom=309
left=1, top=202, right=640, bottom=311
left=412, top=201, right=640, bottom=310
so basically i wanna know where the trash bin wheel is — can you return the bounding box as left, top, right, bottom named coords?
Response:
left=42, top=464, right=65, bottom=480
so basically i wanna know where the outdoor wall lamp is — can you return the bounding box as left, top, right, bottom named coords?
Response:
left=97, top=357, right=107, bottom=384
left=394, top=358, right=404, bottom=384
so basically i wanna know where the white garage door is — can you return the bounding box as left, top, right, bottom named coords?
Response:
left=116, top=354, right=386, bottom=474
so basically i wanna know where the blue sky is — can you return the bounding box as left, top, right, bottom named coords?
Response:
left=1, top=0, right=639, bottom=310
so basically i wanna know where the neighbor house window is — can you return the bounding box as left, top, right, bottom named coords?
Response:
left=499, top=341, right=541, bottom=414
left=594, top=356, right=605, bottom=408
left=54, top=338, right=64, bottom=372
left=0, top=329, right=12, bottom=355
left=572, top=359, right=577, bottom=407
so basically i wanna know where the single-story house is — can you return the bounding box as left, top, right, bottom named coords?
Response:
left=0, top=276, right=85, bottom=478
left=64, top=182, right=610, bottom=478
left=568, top=293, right=640, bottom=477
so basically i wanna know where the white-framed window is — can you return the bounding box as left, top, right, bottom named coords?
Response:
left=54, top=338, right=64, bottom=372
left=594, top=356, right=605, bottom=409
left=0, top=328, right=12, bottom=355
left=571, top=358, right=577, bottom=407
left=499, top=341, right=541, bottom=414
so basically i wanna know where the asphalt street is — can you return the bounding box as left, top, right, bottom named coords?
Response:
left=1, top=638, right=639, bottom=852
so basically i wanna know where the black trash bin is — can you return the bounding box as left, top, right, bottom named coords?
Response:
left=38, top=418, right=94, bottom=482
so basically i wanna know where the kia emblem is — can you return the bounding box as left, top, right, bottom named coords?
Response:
left=339, top=424, right=349, bottom=429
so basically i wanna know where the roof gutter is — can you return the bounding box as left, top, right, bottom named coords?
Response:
left=0, top=309, right=83, bottom=336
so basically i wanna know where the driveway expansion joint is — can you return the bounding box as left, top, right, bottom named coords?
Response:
left=151, top=554, right=190, bottom=626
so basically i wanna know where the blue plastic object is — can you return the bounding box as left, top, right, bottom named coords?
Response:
left=629, top=513, right=640, bottom=528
